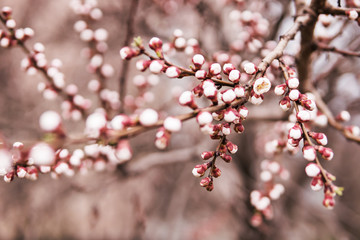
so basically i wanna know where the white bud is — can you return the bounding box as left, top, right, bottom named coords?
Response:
left=305, top=163, right=320, bottom=177
left=164, top=116, right=182, bottom=132
left=39, top=111, right=61, bottom=132
left=139, top=108, right=158, bottom=126
left=197, top=111, right=213, bottom=125
left=29, top=143, right=55, bottom=166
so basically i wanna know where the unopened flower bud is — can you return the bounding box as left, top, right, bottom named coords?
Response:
left=209, top=63, right=221, bottom=75
left=274, top=84, right=287, bottom=96
left=234, top=85, right=245, bottom=98
left=243, top=62, right=257, bottom=75
left=149, top=60, right=164, bottom=74
left=196, top=111, right=213, bottom=126
left=289, top=89, right=300, bottom=101
left=228, top=69, right=241, bottom=83
left=179, top=91, right=198, bottom=109
left=234, top=123, right=244, bottom=133
left=336, top=110, right=351, bottom=122
left=139, top=108, right=158, bottom=126
left=192, top=54, right=205, bottom=69
left=305, top=163, right=320, bottom=177
left=226, top=141, right=238, bottom=154
left=223, top=63, right=235, bottom=75
left=296, top=110, right=311, bottom=122
left=192, top=164, right=207, bottom=177
left=200, top=177, right=212, bottom=187
left=201, top=151, right=215, bottom=160
left=165, top=66, right=181, bottom=78
left=163, top=116, right=182, bottom=132
left=211, top=166, right=221, bottom=178
left=317, top=146, right=334, bottom=160
left=288, top=123, right=303, bottom=140
left=221, top=89, right=236, bottom=104
left=303, top=145, right=316, bottom=161
left=308, top=132, right=328, bottom=145
left=195, top=69, right=207, bottom=79
left=220, top=153, right=232, bottom=162
left=286, top=77, right=299, bottom=89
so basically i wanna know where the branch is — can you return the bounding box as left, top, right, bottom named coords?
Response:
left=315, top=42, right=360, bottom=57
left=118, top=0, right=140, bottom=113
left=321, top=4, right=360, bottom=16
left=310, top=87, right=360, bottom=144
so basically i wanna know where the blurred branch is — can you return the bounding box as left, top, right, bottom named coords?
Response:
left=119, top=0, right=140, bottom=113
left=315, top=42, right=360, bottom=57
left=310, top=87, right=360, bottom=144
left=321, top=4, right=360, bottom=16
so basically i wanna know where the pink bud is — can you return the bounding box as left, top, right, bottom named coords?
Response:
left=234, top=123, right=244, bottom=133
left=308, top=132, right=328, bottom=145
left=220, top=153, right=232, bottom=162
left=310, top=176, right=323, bottom=191
left=149, top=37, right=163, bottom=50
left=192, top=164, right=207, bottom=177
left=323, top=195, right=335, bottom=209
left=119, top=46, right=137, bottom=60
left=226, top=141, right=238, bottom=154
left=201, top=151, right=215, bottom=160
left=211, top=167, right=221, bottom=178
left=317, top=146, right=334, bottom=160
left=192, top=84, right=204, bottom=97
left=200, top=177, right=211, bottom=187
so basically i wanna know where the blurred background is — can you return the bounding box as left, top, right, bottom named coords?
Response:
left=0, top=0, right=360, bottom=239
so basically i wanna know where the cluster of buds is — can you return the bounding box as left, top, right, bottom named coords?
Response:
left=0, top=7, right=34, bottom=48
left=277, top=64, right=342, bottom=209
left=249, top=155, right=289, bottom=227
left=228, top=9, right=270, bottom=53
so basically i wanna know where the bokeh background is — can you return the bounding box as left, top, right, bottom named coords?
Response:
left=0, top=0, right=360, bottom=239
